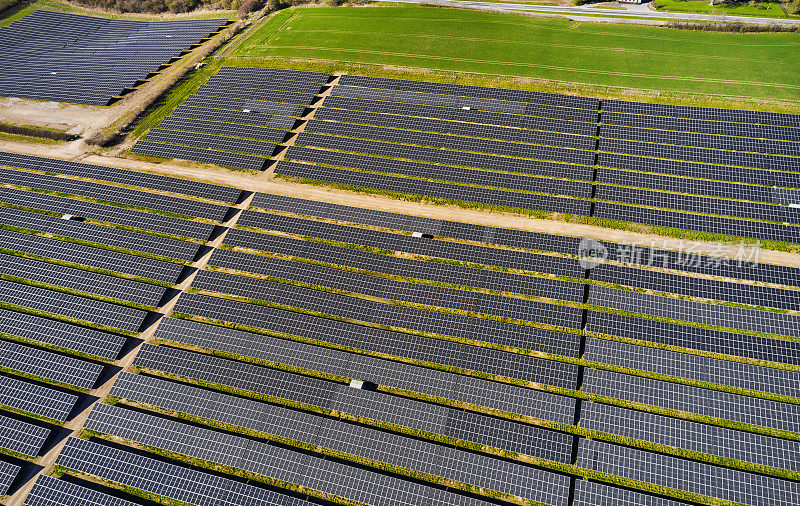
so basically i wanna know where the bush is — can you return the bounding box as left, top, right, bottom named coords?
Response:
left=238, top=0, right=260, bottom=17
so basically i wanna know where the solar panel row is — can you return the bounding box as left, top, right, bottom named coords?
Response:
left=0, top=228, right=185, bottom=284
left=578, top=439, right=800, bottom=506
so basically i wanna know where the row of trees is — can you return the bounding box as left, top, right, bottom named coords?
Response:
left=70, top=0, right=260, bottom=15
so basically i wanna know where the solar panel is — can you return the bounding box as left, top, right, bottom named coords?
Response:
left=584, top=336, right=800, bottom=398
left=0, top=11, right=228, bottom=105
left=0, top=374, right=77, bottom=421
left=0, top=460, right=19, bottom=496
left=0, top=308, right=125, bottom=360
left=588, top=285, right=800, bottom=339
left=603, top=99, right=800, bottom=127
left=0, top=186, right=216, bottom=240
left=0, top=166, right=230, bottom=222
left=0, top=279, right=147, bottom=332
left=573, top=480, right=685, bottom=506
left=0, top=253, right=166, bottom=307
left=0, top=412, right=49, bottom=457
left=0, top=228, right=185, bottom=284
left=132, top=140, right=268, bottom=171
left=338, top=75, right=599, bottom=110
left=582, top=367, right=800, bottom=433
left=25, top=475, right=140, bottom=506
left=581, top=401, right=800, bottom=473
left=586, top=311, right=800, bottom=366
left=0, top=339, right=102, bottom=389
left=134, top=342, right=577, bottom=425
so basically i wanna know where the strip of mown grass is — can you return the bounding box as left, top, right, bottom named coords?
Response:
left=654, top=0, right=789, bottom=18
left=233, top=4, right=800, bottom=103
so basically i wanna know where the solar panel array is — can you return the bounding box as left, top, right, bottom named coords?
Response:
left=128, top=69, right=800, bottom=244
left=273, top=73, right=800, bottom=243
left=0, top=10, right=228, bottom=105
left=36, top=190, right=779, bottom=506
left=132, top=67, right=329, bottom=169
left=0, top=153, right=249, bottom=502
left=279, top=74, right=598, bottom=217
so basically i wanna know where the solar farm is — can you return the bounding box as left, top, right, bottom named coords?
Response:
left=0, top=2, right=797, bottom=506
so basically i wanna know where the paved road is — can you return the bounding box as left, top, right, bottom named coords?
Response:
left=387, top=0, right=800, bottom=26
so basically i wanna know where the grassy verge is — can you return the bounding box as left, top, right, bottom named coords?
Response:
left=653, top=0, right=789, bottom=18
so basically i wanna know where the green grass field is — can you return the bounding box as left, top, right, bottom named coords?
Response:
left=654, top=0, right=788, bottom=18
left=233, top=5, right=800, bottom=102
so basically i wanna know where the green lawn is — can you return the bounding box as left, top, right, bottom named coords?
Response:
left=654, top=0, right=788, bottom=18
left=234, top=5, right=800, bottom=102
left=0, top=0, right=236, bottom=27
